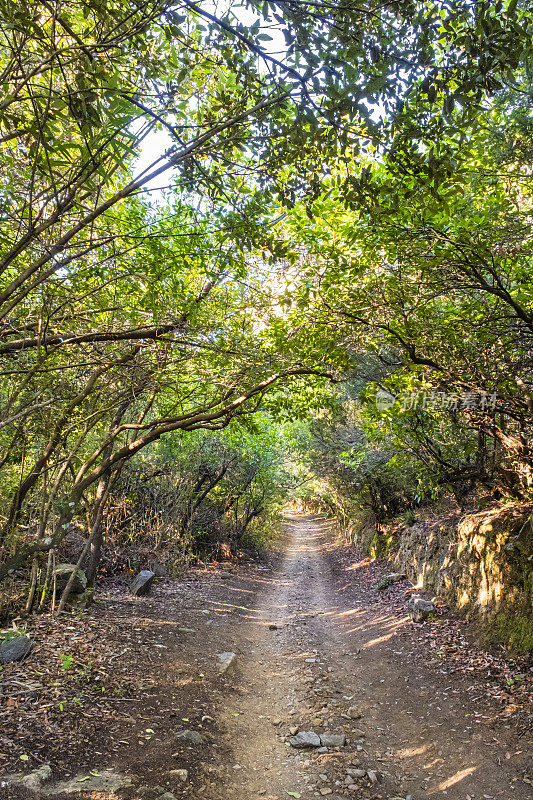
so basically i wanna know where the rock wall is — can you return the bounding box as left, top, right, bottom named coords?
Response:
left=355, top=503, right=533, bottom=652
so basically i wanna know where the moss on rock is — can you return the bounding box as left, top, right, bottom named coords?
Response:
left=482, top=610, right=533, bottom=655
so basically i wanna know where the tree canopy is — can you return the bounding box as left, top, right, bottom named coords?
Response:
left=1, top=1, right=532, bottom=607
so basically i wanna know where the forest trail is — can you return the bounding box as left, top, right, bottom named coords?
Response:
left=213, top=515, right=529, bottom=800
left=4, top=515, right=530, bottom=800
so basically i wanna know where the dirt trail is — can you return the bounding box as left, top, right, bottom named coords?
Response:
left=213, top=514, right=530, bottom=800
left=3, top=514, right=531, bottom=800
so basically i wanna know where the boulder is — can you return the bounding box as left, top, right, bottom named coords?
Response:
left=131, top=570, right=156, bottom=596
left=289, top=731, right=321, bottom=748
left=54, top=563, right=87, bottom=594
left=216, top=651, right=237, bottom=674
left=320, top=732, right=346, bottom=747
left=407, top=595, right=435, bottom=622
left=0, top=634, right=32, bottom=664
left=376, top=572, right=406, bottom=591
left=65, top=587, right=95, bottom=608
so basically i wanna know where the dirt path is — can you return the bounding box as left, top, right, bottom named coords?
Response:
left=213, top=514, right=531, bottom=800
left=2, top=514, right=531, bottom=800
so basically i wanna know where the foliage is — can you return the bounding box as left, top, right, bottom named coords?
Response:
left=283, top=87, right=533, bottom=512
left=483, top=610, right=533, bottom=655
left=102, top=415, right=294, bottom=567
left=2, top=1, right=533, bottom=621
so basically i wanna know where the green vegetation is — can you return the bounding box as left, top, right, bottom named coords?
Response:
left=483, top=611, right=533, bottom=655
left=0, top=1, right=532, bottom=636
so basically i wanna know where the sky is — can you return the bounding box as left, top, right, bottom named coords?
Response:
left=133, top=1, right=288, bottom=200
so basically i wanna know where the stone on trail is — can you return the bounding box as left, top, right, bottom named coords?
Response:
left=289, top=731, right=321, bottom=748
left=347, top=706, right=362, bottom=719
left=216, top=651, right=237, bottom=674
left=320, top=732, right=346, bottom=747
left=137, top=787, right=163, bottom=798
left=376, top=572, right=407, bottom=590
left=131, top=569, right=156, bottom=596
left=0, top=764, right=52, bottom=793
left=367, top=769, right=379, bottom=784
left=347, top=769, right=366, bottom=779
left=54, top=563, right=87, bottom=594
left=0, top=634, right=32, bottom=664
left=175, top=729, right=203, bottom=744
left=169, top=768, right=188, bottom=782
left=406, top=595, right=435, bottom=622
left=41, top=769, right=132, bottom=796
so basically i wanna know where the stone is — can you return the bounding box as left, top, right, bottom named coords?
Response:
left=347, top=769, right=366, bottom=779
left=157, top=793, right=179, bottom=800
left=216, top=651, right=237, bottom=674
left=169, top=767, right=188, bottom=781
left=367, top=770, right=379, bottom=784
left=41, top=769, right=132, bottom=796
left=320, top=789, right=332, bottom=796
left=320, top=732, right=346, bottom=748
left=376, top=572, right=407, bottom=590
left=66, top=587, right=95, bottom=608
left=347, top=706, right=362, bottom=719
left=289, top=726, right=299, bottom=735
left=0, top=764, right=52, bottom=793
left=130, top=569, right=156, bottom=596
left=289, top=731, right=321, bottom=748
left=54, top=563, right=87, bottom=594
left=21, top=764, right=52, bottom=792
left=0, top=634, right=32, bottom=664
left=317, top=746, right=328, bottom=753
left=406, top=595, right=435, bottom=622
left=136, top=787, right=159, bottom=798
left=175, top=729, right=203, bottom=744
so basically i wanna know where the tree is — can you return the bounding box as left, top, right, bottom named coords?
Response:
left=2, top=0, right=533, bottom=595
left=283, top=90, right=533, bottom=501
